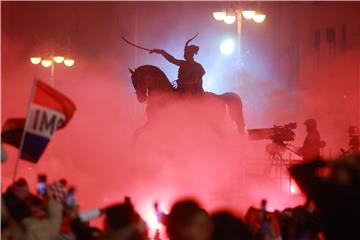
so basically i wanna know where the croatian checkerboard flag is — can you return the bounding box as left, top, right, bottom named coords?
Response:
left=19, top=80, right=76, bottom=163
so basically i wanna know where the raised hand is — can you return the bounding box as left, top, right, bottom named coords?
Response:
left=149, top=49, right=163, bottom=54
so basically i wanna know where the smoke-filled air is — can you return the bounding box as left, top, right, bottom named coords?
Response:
left=2, top=2, right=360, bottom=238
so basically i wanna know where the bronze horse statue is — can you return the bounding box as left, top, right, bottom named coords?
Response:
left=129, top=65, right=245, bottom=134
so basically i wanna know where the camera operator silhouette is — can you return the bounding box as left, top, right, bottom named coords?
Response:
left=298, top=119, right=325, bottom=161
left=341, top=126, right=359, bottom=155
left=149, top=34, right=205, bottom=94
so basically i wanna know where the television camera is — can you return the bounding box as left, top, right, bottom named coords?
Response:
left=248, top=122, right=299, bottom=158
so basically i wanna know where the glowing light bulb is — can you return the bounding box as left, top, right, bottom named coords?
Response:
left=220, top=39, right=235, bottom=55
left=223, top=15, right=236, bottom=24
left=30, top=57, right=42, bottom=64
left=41, top=59, right=52, bottom=68
left=53, top=56, right=64, bottom=63
left=242, top=10, right=256, bottom=20
left=253, top=13, right=266, bottom=23
left=213, top=11, right=226, bottom=21
left=64, top=59, right=75, bottom=67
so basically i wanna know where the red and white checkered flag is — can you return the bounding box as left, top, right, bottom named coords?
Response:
left=47, top=181, right=67, bottom=203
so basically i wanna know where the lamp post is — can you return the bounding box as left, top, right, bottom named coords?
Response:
left=30, top=55, right=75, bottom=86
left=213, top=9, right=266, bottom=60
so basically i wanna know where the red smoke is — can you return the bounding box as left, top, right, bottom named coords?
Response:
left=2, top=2, right=359, bottom=233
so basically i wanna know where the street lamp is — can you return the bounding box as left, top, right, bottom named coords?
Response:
left=253, top=12, right=266, bottom=23
left=242, top=10, right=256, bottom=20
left=41, top=59, right=52, bottom=68
left=213, top=9, right=266, bottom=58
left=223, top=14, right=236, bottom=24
left=213, top=11, right=226, bottom=21
left=53, top=56, right=65, bottom=63
left=63, top=58, right=75, bottom=67
left=30, top=55, right=75, bottom=86
left=30, top=57, right=42, bottom=65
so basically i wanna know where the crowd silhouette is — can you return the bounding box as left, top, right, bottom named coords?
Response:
left=2, top=154, right=359, bottom=240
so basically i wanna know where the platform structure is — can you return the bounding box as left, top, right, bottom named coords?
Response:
left=268, top=151, right=302, bottom=193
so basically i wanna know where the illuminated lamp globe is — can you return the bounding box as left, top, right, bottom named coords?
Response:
left=253, top=13, right=266, bottom=23
left=30, top=57, right=42, bottom=65
left=223, top=15, right=236, bottom=24
left=213, top=11, right=226, bottom=21
left=242, top=10, right=256, bottom=20
left=41, top=59, right=52, bottom=68
left=64, top=59, right=75, bottom=67
left=53, top=56, right=64, bottom=63
left=220, top=39, right=234, bottom=55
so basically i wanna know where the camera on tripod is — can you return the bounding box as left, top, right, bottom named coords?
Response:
left=248, top=122, right=298, bottom=158
left=248, top=122, right=297, bottom=144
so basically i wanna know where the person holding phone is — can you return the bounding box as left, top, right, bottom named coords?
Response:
left=37, top=174, right=47, bottom=197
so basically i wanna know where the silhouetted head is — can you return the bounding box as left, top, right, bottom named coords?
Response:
left=167, top=199, right=212, bottom=240
left=211, top=211, right=252, bottom=240
left=304, top=119, right=317, bottom=132
left=3, top=182, right=32, bottom=222
left=104, top=201, right=148, bottom=240
left=184, top=45, right=199, bottom=60
left=105, top=203, right=135, bottom=230
left=184, top=33, right=199, bottom=61
left=10, top=178, right=30, bottom=200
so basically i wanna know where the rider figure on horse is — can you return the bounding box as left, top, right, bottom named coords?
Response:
left=150, top=34, right=205, bottom=94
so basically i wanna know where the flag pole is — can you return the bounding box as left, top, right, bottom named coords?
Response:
left=12, top=79, right=37, bottom=182
left=12, top=157, right=21, bottom=183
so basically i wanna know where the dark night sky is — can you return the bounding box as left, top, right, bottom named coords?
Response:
left=2, top=2, right=282, bottom=62
left=3, top=2, right=360, bottom=75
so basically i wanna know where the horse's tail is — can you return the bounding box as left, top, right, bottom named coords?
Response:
left=219, top=92, right=245, bottom=134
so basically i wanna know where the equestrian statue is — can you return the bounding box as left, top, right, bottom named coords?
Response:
left=123, top=34, right=245, bottom=134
